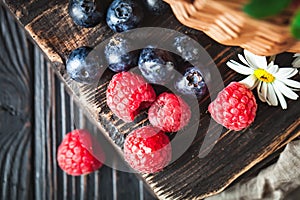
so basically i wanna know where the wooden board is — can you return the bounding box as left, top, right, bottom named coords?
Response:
left=2, top=0, right=299, bottom=199
left=0, top=4, right=157, bottom=200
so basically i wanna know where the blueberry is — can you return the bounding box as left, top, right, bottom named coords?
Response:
left=174, top=36, right=199, bottom=61
left=68, top=0, right=104, bottom=28
left=175, top=67, right=207, bottom=98
left=106, top=0, right=143, bottom=32
left=138, top=47, right=175, bottom=84
left=105, top=35, right=139, bottom=72
left=66, top=46, right=101, bottom=84
left=142, top=0, right=169, bottom=15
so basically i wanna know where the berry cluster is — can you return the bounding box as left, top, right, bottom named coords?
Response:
left=106, top=71, right=191, bottom=173
left=66, top=0, right=179, bottom=85
left=105, top=73, right=259, bottom=172
left=62, top=0, right=261, bottom=176
left=68, top=0, right=168, bottom=30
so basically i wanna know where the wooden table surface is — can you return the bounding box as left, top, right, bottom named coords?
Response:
left=1, top=0, right=300, bottom=199
left=0, top=4, right=157, bottom=200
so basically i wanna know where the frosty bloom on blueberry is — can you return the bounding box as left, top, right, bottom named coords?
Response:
left=175, top=67, right=207, bottom=98
left=173, top=35, right=199, bottom=61
left=124, top=126, right=172, bottom=173
left=66, top=46, right=102, bottom=84
left=104, top=35, right=139, bottom=72
left=106, top=71, right=156, bottom=122
left=106, top=0, right=143, bottom=32
left=142, top=0, right=169, bottom=15
left=68, top=0, right=104, bottom=28
left=138, top=47, right=175, bottom=84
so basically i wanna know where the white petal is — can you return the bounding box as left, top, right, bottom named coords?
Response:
left=226, top=60, right=254, bottom=75
left=238, top=53, right=257, bottom=69
left=257, top=81, right=266, bottom=102
left=273, top=80, right=299, bottom=100
left=273, top=83, right=287, bottom=109
left=275, top=68, right=298, bottom=79
left=266, top=83, right=278, bottom=106
left=244, top=50, right=268, bottom=69
left=239, top=74, right=258, bottom=90
left=266, top=64, right=278, bottom=74
left=261, top=82, right=268, bottom=102
left=293, top=53, right=300, bottom=57
left=238, top=54, right=249, bottom=66
left=279, top=78, right=300, bottom=89
left=292, top=57, right=300, bottom=68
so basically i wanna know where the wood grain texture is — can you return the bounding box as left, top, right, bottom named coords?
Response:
left=0, top=4, right=157, bottom=200
left=32, top=48, right=157, bottom=200
left=2, top=0, right=300, bottom=199
left=0, top=5, right=33, bottom=200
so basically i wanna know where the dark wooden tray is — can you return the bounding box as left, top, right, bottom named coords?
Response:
left=2, top=0, right=299, bottom=199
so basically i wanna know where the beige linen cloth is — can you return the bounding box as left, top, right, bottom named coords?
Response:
left=206, top=140, right=300, bottom=200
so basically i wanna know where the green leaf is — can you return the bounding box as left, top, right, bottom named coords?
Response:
left=243, top=0, right=292, bottom=19
left=291, top=10, right=300, bottom=39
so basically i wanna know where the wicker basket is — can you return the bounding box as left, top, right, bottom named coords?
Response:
left=164, top=0, right=300, bottom=56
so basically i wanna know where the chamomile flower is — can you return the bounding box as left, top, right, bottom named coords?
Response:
left=292, top=53, right=300, bottom=68
left=227, top=50, right=300, bottom=109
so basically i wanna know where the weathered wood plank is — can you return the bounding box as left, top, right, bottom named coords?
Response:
left=32, top=44, right=156, bottom=200
left=0, top=4, right=157, bottom=199
left=2, top=0, right=300, bottom=199
left=0, top=4, right=33, bottom=200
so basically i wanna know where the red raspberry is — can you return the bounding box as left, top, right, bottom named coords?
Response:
left=106, top=71, right=156, bottom=122
left=57, top=129, right=104, bottom=176
left=208, top=82, right=257, bottom=131
left=148, top=92, right=191, bottom=132
left=124, top=126, right=172, bottom=173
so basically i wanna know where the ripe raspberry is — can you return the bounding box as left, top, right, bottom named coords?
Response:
left=57, top=129, right=103, bottom=176
left=148, top=92, right=191, bottom=132
left=106, top=71, right=156, bottom=122
left=208, top=82, right=257, bottom=131
left=124, top=126, right=172, bottom=173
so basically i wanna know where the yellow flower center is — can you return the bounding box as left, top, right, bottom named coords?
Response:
left=254, top=69, right=275, bottom=83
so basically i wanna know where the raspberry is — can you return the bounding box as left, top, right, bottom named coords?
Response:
left=57, top=129, right=103, bottom=176
left=106, top=71, right=156, bottom=122
left=148, top=92, right=191, bottom=132
left=208, top=82, right=257, bottom=131
left=124, top=126, right=172, bottom=173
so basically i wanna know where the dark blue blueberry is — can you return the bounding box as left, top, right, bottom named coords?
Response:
left=106, top=0, right=143, bottom=32
left=68, top=0, right=104, bottom=28
left=138, top=47, right=175, bottom=84
left=142, top=0, right=169, bottom=15
left=105, top=35, right=139, bottom=72
left=174, top=36, right=199, bottom=61
left=175, top=67, right=207, bottom=98
left=66, top=46, right=101, bottom=84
